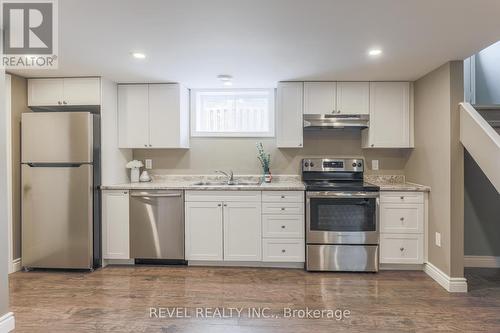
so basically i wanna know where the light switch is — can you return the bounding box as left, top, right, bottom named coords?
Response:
left=371, top=160, right=379, bottom=170
left=145, top=159, right=153, bottom=170
left=435, top=232, right=441, bottom=247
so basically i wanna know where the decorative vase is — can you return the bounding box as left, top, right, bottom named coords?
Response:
left=264, top=171, right=272, bottom=183
left=130, top=168, right=140, bottom=182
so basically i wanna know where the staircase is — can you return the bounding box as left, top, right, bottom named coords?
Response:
left=459, top=103, right=500, bottom=193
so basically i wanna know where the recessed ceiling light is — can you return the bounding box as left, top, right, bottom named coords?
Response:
left=368, top=49, right=382, bottom=56
left=131, top=52, right=146, bottom=59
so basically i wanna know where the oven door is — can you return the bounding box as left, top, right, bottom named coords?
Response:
left=306, top=191, right=379, bottom=245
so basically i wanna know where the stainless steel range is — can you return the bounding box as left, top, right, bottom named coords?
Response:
left=303, top=158, right=380, bottom=272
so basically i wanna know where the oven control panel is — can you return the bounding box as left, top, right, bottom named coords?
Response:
left=302, top=158, right=364, bottom=172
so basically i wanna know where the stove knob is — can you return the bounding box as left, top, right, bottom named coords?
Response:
left=357, top=162, right=362, bottom=167
left=352, top=162, right=357, bottom=167
left=304, top=162, right=309, bottom=167
left=310, top=162, right=315, bottom=167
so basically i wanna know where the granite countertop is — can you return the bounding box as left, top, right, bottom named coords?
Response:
left=364, top=175, right=431, bottom=192
left=101, top=175, right=306, bottom=191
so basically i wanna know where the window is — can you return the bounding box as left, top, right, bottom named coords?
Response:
left=191, top=89, right=275, bottom=137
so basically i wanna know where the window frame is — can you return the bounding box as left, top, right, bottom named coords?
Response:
left=190, top=88, right=275, bottom=138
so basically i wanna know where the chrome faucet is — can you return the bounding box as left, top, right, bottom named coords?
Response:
left=215, top=170, right=234, bottom=184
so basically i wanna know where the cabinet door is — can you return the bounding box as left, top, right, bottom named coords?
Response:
left=28, top=79, right=64, bottom=106
left=303, top=82, right=336, bottom=115
left=223, top=202, right=262, bottom=261
left=364, top=82, right=410, bottom=148
left=185, top=202, right=223, bottom=260
left=148, top=84, right=189, bottom=148
left=118, top=85, right=149, bottom=148
left=63, top=78, right=101, bottom=105
left=380, top=234, right=423, bottom=264
left=102, top=190, right=130, bottom=260
left=336, top=82, right=369, bottom=115
left=276, top=82, right=303, bottom=148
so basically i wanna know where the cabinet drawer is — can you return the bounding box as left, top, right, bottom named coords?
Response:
left=262, top=191, right=304, bottom=203
left=380, top=204, right=423, bottom=234
left=262, top=202, right=304, bottom=215
left=380, top=191, right=424, bottom=204
left=380, top=234, right=423, bottom=264
left=262, top=239, right=305, bottom=262
left=185, top=191, right=261, bottom=202
left=262, top=215, right=304, bottom=238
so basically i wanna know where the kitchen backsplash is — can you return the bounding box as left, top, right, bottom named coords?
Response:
left=133, top=131, right=411, bottom=175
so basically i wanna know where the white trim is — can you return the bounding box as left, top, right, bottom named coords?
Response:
left=9, top=258, right=21, bottom=274
left=464, top=255, right=500, bottom=268
left=0, top=312, right=15, bottom=333
left=380, top=263, right=424, bottom=271
left=5, top=74, right=13, bottom=275
left=424, top=262, right=468, bottom=293
left=188, top=261, right=304, bottom=269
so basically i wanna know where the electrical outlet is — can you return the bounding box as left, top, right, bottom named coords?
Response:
left=435, top=232, right=441, bottom=247
left=145, top=159, right=153, bottom=170
left=371, top=160, right=379, bottom=171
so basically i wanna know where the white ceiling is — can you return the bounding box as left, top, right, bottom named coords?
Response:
left=10, top=0, right=500, bottom=88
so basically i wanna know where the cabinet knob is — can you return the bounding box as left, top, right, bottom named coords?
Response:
left=337, top=110, right=341, bottom=113
left=281, top=195, right=285, bottom=199
left=281, top=207, right=285, bottom=211
left=400, top=196, right=405, bottom=200
left=281, top=225, right=286, bottom=229
left=281, top=249, right=286, bottom=253
left=331, top=110, right=336, bottom=114
left=298, top=143, right=302, bottom=147
left=58, top=101, right=62, bottom=105
left=63, top=101, right=67, bottom=105
left=400, top=217, right=405, bottom=221
left=149, top=144, right=152, bottom=147
left=223, top=204, right=227, bottom=207
left=123, top=191, right=128, bottom=194
left=400, top=247, right=405, bottom=252
left=144, top=144, right=147, bottom=147
left=371, top=144, right=374, bottom=147
left=217, top=204, right=222, bottom=207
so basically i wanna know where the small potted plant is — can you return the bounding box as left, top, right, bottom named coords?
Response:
left=256, top=142, right=272, bottom=183
left=126, top=160, right=144, bottom=183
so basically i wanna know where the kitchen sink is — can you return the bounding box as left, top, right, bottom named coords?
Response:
left=192, top=180, right=261, bottom=186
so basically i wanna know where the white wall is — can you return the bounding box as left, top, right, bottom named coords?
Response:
left=1, top=70, right=12, bottom=319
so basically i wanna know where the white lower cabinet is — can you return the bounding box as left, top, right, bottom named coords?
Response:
left=262, top=191, right=305, bottom=262
left=185, top=201, right=224, bottom=260
left=380, top=191, right=426, bottom=265
left=102, top=190, right=130, bottom=260
left=185, top=191, right=262, bottom=261
left=223, top=202, right=262, bottom=261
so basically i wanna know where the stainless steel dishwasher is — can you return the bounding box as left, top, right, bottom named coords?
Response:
left=129, top=190, right=185, bottom=261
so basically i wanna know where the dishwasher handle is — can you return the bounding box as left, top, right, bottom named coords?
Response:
left=130, top=193, right=182, bottom=198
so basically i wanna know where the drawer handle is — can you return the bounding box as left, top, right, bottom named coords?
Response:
left=281, top=225, right=286, bottom=229
left=281, top=195, right=286, bottom=199
left=217, top=204, right=222, bottom=207
left=400, top=247, right=405, bottom=252
left=400, top=196, right=405, bottom=200
left=281, top=249, right=286, bottom=253
left=281, top=208, right=286, bottom=211
left=400, top=217, right=405, bottom=221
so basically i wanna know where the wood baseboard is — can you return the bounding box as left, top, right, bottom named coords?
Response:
left=464, top=255, right=500, bottom=268
left=424, top=262, right=467, bottom=292
left=0, top=312, right=15, bottom=333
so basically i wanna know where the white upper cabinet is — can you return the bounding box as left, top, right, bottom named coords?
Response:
left=276, top=82, right=303, bottom=148
left=118, top=83, right=190, bottom=149
left=336, top=82, right=369, bottom=115
left=63, top=78, right=101, bottom=105
left=28, top=78, right=101, bottom=106
left=303, top=82, right=336, bottom=114
left=362, top=82, right=413, bottom=148
left=118, top=84, right=149, bottom=148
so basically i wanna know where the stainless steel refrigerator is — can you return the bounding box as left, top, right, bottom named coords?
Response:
left=21, top=112, right=101, bottom=270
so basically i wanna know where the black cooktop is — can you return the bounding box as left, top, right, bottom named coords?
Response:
left=304, top=180, right=380, bottom=192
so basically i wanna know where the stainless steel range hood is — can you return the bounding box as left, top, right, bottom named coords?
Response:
left=303, top=114, right=369, bottom=130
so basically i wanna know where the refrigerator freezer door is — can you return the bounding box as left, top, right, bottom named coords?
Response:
left=22, top=112, right=93, bottom=163
left=22, top=164, right=93, bottom=269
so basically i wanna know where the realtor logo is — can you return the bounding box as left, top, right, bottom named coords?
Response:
left=1, top=0, right=58, bottom=68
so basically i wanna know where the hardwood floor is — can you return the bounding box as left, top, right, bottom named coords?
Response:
left=8, top=266, right=500, bottom=332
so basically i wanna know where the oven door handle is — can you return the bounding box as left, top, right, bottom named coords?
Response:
left=306, top=191, right=379, bottom=199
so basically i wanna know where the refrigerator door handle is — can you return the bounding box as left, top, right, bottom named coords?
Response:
left=26, top=163, right=88, bottom=168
